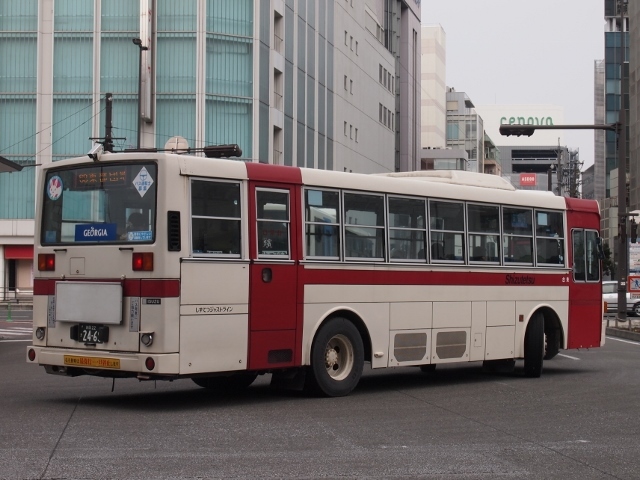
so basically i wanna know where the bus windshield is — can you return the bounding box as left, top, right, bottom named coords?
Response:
left=41, top=162, right=157, bottom=245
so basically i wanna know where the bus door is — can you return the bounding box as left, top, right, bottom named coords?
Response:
left=565, top=197, right=603, bottom=349
left=248, top=182, right=300, bottom=370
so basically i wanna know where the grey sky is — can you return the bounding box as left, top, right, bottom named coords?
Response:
left=422, top=0, right=605, bottom=169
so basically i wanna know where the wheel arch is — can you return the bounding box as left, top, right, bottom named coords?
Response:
left=538, top=306, right=565, bottom=347
left=516, top=304, right=567, bottom=360
left=304, top=307, right=372, bottom=366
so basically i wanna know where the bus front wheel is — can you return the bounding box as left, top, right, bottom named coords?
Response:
left=192, top=373, right=258, bottom=391
left=307, top=317, right=364, bottom=397
left=524, top=313, right=544, bottom=378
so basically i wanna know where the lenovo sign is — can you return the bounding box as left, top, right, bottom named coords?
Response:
left=520, top=173, right=537, bottom=186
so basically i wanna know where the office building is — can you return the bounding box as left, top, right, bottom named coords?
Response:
left=0, top=0, right=422, bottom=300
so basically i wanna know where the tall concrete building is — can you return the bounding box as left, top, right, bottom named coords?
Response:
left=629, top=0, right=640, bottom=212
left=446, top=88, right=484, bottom=173
left=599, top=0, right=629, bottom=253
left=420, top=24, right=446, bottom=149
left=0, top=0, right=422, bottom=300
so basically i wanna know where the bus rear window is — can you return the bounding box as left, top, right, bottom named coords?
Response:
left=41, top=163, right=157, bottom=245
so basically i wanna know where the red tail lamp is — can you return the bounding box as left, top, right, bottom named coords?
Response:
left=145, top=357, right=155, bottom=371
left=132, top=252, right=154, bottom=271
left=28, top=349, right=36, bottom=361
left=37, top=254, right=55, bottom=271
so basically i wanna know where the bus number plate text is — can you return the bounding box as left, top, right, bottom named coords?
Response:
left=78, top=324, right=109, bottom=344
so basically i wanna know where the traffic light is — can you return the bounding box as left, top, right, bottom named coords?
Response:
left=499, top=125, right=536, bottom=137
left=631, top=220, right=638, bottom=243
left=203, top=144, right=243, bottom=158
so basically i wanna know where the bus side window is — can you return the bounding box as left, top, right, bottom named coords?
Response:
left=256, top=189, right=290, bottom=258
left=191, top=180, right=241, bottom=256
left=572, top=229, right=586, bottom=281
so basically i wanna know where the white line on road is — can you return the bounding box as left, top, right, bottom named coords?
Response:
left=0, top=339, right=31, bottom=343
left=606, top=336, right=640, bottom=345
left=558, top=353, right=580, bottom=360
left=0, top=329, right=32, bottom=336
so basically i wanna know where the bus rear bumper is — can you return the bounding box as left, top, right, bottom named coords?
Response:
left=26, top=346, right=180, bottom=377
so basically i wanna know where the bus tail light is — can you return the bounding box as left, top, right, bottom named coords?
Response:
left=38, top=254, right=55, bottom=271
left=132, top=252, right=153, bottom=271
left=145, top=357, right=155, bottom=371
left=27, top=349, right=36, bottom=361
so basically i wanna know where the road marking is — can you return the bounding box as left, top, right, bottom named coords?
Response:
left=606, top=336, right=640, bottom=345
left=0, top=339, right=31, bottom=343
left=558, top=353, right=580, bottom=360
left=0, top=328, right=32, bottom=336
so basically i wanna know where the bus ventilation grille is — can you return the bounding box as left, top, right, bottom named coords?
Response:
left=167, top=211, right=181, bottom=251
left=393, top=333, right=427, bottom=362
left=435, top=331, right=467, bottom=359
left=268, top=349, right=293, bottom=364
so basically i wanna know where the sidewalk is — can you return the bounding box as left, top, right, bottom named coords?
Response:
left=0, top=301, right=33, bottom=311
left=604, top=315, right=640, bottom=342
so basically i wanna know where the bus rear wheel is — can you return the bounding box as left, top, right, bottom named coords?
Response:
left=524, top=313, right=544, bottom=378
left=307, top=317, right=364, bottom=397
left=192, top=373, right=258, bottom=391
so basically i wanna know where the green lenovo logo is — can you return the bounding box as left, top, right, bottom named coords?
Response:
left=500, top=116, right=554, bottom=126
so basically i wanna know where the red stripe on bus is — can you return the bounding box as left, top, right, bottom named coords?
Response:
left=140, top=279, right=180, bottom=297
left=34, top=278, right=55, bottom=295
left=33, top=278, right=179, bottom=297
left=123, top=279, right=141, bottom=297
left=246, top=162, right=302, bottom=184
left=300, top=268, right=569, bottom=287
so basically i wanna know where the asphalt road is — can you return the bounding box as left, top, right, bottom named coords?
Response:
left=2, top=332, right=640, bottom=479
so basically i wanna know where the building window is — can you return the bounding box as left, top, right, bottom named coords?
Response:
left=344, top=75, right=347, bottom=90
left=344, top=121, right=347, bottom=136
left=349, top=79, right=353, bottom=94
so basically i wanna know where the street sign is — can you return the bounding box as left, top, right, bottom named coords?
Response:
left=628, top=275, right=640, bottom=293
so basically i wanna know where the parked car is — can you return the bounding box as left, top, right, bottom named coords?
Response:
left=602, top=280, right=640, bottom=316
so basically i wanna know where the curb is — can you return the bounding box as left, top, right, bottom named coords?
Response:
left=606, top=327, right=640, bottom=342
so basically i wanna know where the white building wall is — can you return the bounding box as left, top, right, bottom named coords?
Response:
left=420, top=25, right=446, bottom=148
left=332, top=1, right=396, bottom=173
left=398, top=3, right=422, bottom=172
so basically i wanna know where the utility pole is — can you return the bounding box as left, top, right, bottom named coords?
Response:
left=616, top=0, right=628, bottom=322
left=133, top=38, right=149, bottom=149
left=556, top=138, right=562, bottom=196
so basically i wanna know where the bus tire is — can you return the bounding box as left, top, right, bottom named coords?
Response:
left=524, top=313, right=544, bottom=378
left=308, top=317, right=364, bottom=397
left=544, top=328, right=561, bottom=360
left=192, top=373, right=258, bottom=391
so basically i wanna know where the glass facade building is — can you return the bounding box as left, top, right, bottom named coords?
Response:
left=0, top=0, right=423, bottom=299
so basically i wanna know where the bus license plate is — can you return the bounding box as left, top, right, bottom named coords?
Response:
left=64, top=355, right=120, bottom=369
left=78, top=324, right=109, bottom=344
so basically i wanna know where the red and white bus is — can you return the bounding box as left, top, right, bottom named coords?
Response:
left=27, top=150, right=603, bottom=396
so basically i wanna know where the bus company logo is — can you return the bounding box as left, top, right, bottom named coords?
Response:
left=505, top=274, right=535, bottom=285
left=519, top=174, right=537, bottom=186
left=47, top=176, right=63, bottom=201
left=133, top=167, right=154, bottom=198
